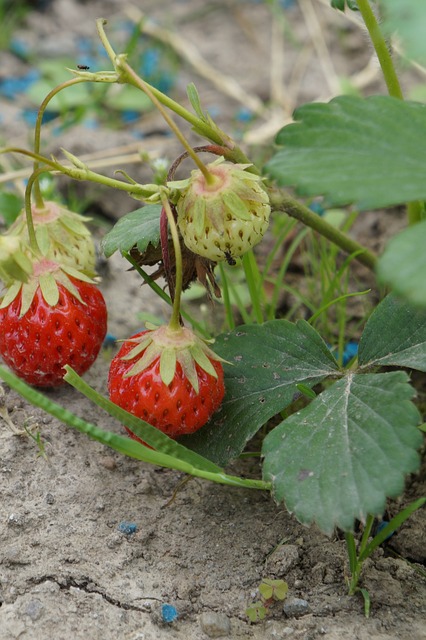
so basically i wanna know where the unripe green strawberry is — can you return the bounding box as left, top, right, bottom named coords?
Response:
left=7, top=201, right=96, bottom=277
left=173, top=157, right=270, bottom=263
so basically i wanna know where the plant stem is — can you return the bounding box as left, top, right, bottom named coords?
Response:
left=24, top=169, right=50, bottom=254
left=356, top=0, right=403, bottom=100
left=242, top=251, right=265, bottom=324
left=161, top=194, right=183, bottom=330
left=32, top=76, right=88, bottom=207
left=269, top=189, right=378, bottom=271
left=95, top=18, right=252, bottom=165
left=117, top=57, right=215, bottom=184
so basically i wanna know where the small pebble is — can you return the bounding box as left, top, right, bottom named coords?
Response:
left=45, top=493, right=55, bottom=505
left=24, top=599, right=44, bottom=621
left=283, top=597, right=310, bottom=618
left=199, top=612, right=231, bottom=638
left=99, top=456, right=117, bottom=471
left=117, top=522, right=138, bottom=535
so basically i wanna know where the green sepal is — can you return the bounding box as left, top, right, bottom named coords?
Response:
left=39, top=273, right=60, bottom=307
left=0, top=281, right=23, bottom=309
left=190, top=343, right=219, bottom=379
left=126, top=341, right=160, bottom=378
left=222, top=191, right=253, bottom=220
left=121, top=334, right=153, bottom=361
left=177, top=348, right=199, bottom=393
left=35, top=225, right=51, bottom=256
left=160, top=348, right=177, bottom=386
left=60, top=264, right=95, bottom=283
left=193, top=197, right=207, bottom=237
left=19, top=278, right=39, bottom=317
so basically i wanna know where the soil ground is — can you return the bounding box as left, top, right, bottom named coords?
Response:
left=1, top=1, right=425, bottom=639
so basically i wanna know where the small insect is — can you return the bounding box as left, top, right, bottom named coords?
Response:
left=224, top=251, right=236, bottom=266
left=77, top=65, right=90, bottom=70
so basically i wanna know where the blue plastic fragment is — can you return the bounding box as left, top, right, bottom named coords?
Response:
left=103, top=333, right=118, bottom=348
left=118, top=522, right=138, bottom=535
left=309, top=201, right=326, bottom=216
left=375, top=520, right=395, bottom=541
left=161, top=603, right=178, bottom=623
left=0, top=70, right=40, bottom=100
left=235, top=107, right=253, bottom=123
left=342, top=341, right=358, bottom=365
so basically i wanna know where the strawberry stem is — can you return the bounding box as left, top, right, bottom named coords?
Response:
left=117, top=57, right=215, bottom=184
left=32, top=77, right=88, bottom=207
left=161, top=193, right=184, bottom=330
left=24, top=168, right=49, bottom=254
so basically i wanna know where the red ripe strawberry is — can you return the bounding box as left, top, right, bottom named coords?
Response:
left=0, top=260, right=107, bottom=387
left=108, top=326, right=225, bottom=439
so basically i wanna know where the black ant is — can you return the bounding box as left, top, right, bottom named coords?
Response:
left=77, top=65, right=90, bottom=70
left=224, top=251, right=236, bottom=266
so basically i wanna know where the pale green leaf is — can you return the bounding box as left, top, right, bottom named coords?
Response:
left=262, top=372, right=422, bottom=535
left=376, top=220, right=426, bottom=307
left=265, top=96, right=426, bottom=210
left=382, top=0, right=426, bottom=65
left=359, top=293, right=426, bottom=371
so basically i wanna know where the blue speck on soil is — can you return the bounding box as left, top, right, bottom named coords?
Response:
left=118, top=522, right=138, bottom=535
left=161, top=603, right=178, bottom=623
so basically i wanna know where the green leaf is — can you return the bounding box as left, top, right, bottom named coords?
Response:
left=376, top=220, right=426, bottom=307
left=181, top=320, right=340, bottom=465
left=358, top=293, right=426, bottom=371
left=100, top=204, right=162, bottom=258
left=0, top=192, right=22, bottom=226
left=382, top=0, right=426, bottom=65
left=187, top=82, right=206, bottom=119
left=262, top=372, right=422, bottom=535
left=265, top=96, right=426, bottom=210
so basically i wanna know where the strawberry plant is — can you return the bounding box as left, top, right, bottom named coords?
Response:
left=1, top=1, right=426, bottom=604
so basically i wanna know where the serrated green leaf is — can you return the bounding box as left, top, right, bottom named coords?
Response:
left=376, top=220, right=426, bottom=307
left=265, top=96, right=426, bottom=210
left=100, top=205, right=162, bottom=258
left=262, top=372, right=422, bottom=535
left=358, top=293, right=426, bottom=371
left=180, top=319, right=340, bottom=465
left=382, top=0, right=426, bottom=65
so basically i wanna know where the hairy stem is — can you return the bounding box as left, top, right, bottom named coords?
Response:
left=356, top=0, right=403, bottom=100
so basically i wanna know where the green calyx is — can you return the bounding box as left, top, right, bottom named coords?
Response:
left=7, top=201, right=97, bottom=277
left=0, top=236, right=33, bottom=285
left=0, top=257, right=95, bottom=317
left=122, top=324, right=226, bottom=394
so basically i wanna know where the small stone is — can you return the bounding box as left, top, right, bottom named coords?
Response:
left=199, top=612, right=231, bottom=638
left=99, top=456, right=117, bottom=470
left=45, top=493, right=55, bottom=505
left=8, top=513, right=25, bottom=527
left=24, top=599, right=44, bottom=621
left=283, top=597, right=310, bottom=618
